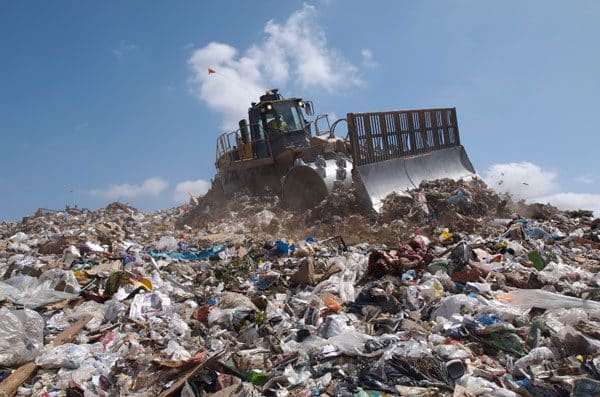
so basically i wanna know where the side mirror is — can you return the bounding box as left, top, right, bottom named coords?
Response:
left=304, top=101, right=314, bottom=116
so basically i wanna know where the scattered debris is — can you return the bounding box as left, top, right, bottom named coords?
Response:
left=0, top=180, right=599, bottom=396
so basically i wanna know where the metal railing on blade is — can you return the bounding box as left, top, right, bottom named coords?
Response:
left=347, top=108, right=461, bottom=166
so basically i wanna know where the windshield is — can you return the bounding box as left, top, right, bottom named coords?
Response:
left=264, top=102, right=304, bottom=132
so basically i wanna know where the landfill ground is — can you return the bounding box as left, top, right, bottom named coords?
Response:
left=1, top=178, right=599, bottom=397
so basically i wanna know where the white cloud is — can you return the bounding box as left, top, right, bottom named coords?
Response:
left=536, top=193, right=600, bottom=216
left=173, top=179, right=211, bottom=203
left=483, top=162, right=558, bottom=200
left=112, top=41, right=138, bottom=58
left=187, top=4, right=363, bottom=129
left=90, top=177, right=168, bottom=199
left=484, top=162, right=599, bottom=216
left=188, top=42, right=264, bottom=129
left=575, top=175, right=594, bottom=184
left=361, top=48, right=377, bottom=68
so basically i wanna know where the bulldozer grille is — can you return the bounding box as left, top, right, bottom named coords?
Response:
left=347, top=108, right=461, bottom=166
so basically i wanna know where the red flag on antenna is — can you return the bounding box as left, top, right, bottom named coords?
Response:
left=208, top=68, right=216, bottom=75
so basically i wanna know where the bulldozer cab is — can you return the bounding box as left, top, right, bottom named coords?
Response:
left=248, top=97, right=311, bottom=162
left=215, top=90, right=315, bottom=173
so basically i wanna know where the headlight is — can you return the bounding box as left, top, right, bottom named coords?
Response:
left=266, top=104, right=272, bottom=110
left=298, top=101, right=304, bottom=107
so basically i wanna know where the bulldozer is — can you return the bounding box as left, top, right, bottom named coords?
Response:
left=207, top=89, right=476, bottom=211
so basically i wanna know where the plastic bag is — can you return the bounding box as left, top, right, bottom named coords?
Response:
left=327, top=330, right=372, bottom=356
left=155, top=236, right=178, bottom=251
left=0, top=272, right=79, bottom=308
left=47, top=301, right=106, bottom=332
left=35, top=343, right=90, bottom=369
left=54, top=354, right=117, bottom=389
left=496, top=289, right=600, bottom=312
left=320, top=315, right=351, bottom=338
left=39, top=268, right=81, bottom=293
left=433, top=343, right=472, bottom=360
left=317, top=270, right=356, bottom=304
left=458, top=375, right=520, bottom=397
left=548, top=308, right=588, bottom=326
left=162, top=340, right=191, bottom=362
left=207, top=308, right=234, bottom=329
left=9, top=232, right=28, bottom=242
left=513, top=347, right=553, bottom=373
left=7, top=241, right=31, bottom=253
left=431, top=294, right=478, bottom=320
left=217, top=291, right=258, bottom=310
left=0, top=308, right=44, bottom=366
left=254, top=209, right=275, bottom=226
left=104, top=299, right=128, bottom=323
left=129, top=291, right=171, bottom=322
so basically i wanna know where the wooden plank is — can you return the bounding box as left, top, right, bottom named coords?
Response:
left=157, top=351, right=225, bottom=397
left=0, top=315, right=93, bottom=397
left=49, top=315, right=93, bottom=346
left=0, top=362, right=37, bottom=397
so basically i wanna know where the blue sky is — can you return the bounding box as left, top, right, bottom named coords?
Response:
left=1, top=0, right=599, bottom=221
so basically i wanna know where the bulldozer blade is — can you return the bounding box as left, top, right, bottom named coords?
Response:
left=347, top=108, right=476, bottom=212
left=355, top=145, right=475, bottom=211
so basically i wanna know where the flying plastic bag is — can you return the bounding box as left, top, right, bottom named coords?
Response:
left=0, top=307, right=44, bottom=366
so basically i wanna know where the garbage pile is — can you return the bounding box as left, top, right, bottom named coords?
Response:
left=1, top=178, right=599, bottom=396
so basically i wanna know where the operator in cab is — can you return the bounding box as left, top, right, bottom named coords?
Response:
left=267, top=113, right=288, bottom=132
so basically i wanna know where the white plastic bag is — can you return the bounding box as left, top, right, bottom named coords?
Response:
left=129, top=291, right=171, bottom=322
left=321, top=315, right=352, bottom=338
left=431, top=294, right=478, bottom=320
left=48, top=301, right=107, bottom=331
left=513, top=347, right=554, bottom=373
left=162, top=340, right=191, bottom=362
left=0, top=308, right=44, bottom=366
left=35, top=343, right=90, bottom=369
left=104, top=299, right=128, bottom=323
left=496, top=289, right=600, bottom=312
left=155, top=236, right=178, bottom=251
left=254, top=209, right=275, bottom=226
left=0, top=271, right=79, bottom=308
